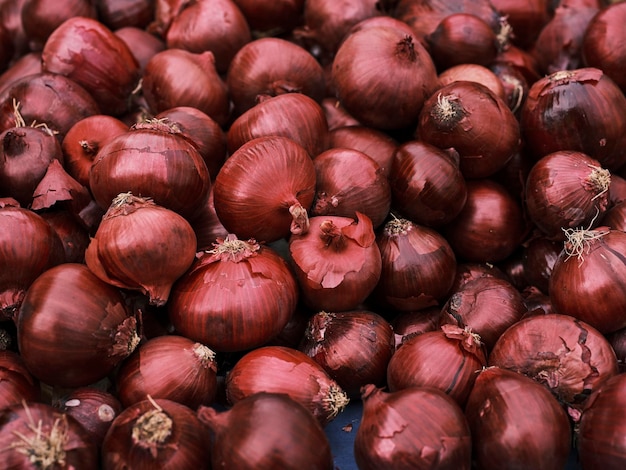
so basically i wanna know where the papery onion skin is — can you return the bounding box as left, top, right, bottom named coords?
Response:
left=391, top=307, right=442, bottom=347
left=289, top=212, right=382, bottom=312
left=115, top=335, right=218, bottom=409
left=438, top=63, right=506, bottom=101
left=101, top=398, right=211, bottom=470
left=465, top=366, right=572, bottom=470
left=17, top=263, right=140, bottom=388
left=299, top=310, right=395, bottom=398
left=225, top=345, right=349, bottom=426
left=213, top=135, right=316, bottom=243
left=41, top=16, right=140, bottom=116
left=488, top=313, right=619, bottom=409
left=39, top=208, right=90, bottom=263
left=168, top=235, right=298, bottom=353
left=375, top=217, right=457, bottom=311
left=198, top=392, right=334, bottom=470
left=578, top=373, right=626, bottom=468
left=521, top=67, right=626, bottom=171
left=85, top=192, right=197, bottom=306
left=550, top=228, right=626, bottom=334
left=521, top=235, right=562, bottom=295
left=354, top=384, right=472, bottom=470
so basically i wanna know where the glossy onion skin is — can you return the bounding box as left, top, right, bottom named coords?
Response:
left=198, top=392, right=334, bottom=470
left=168, top=238, right=298, bottom=352
left=354, top=385, right=472, bottom=470
left=17, top=263, right=139, bottom=388
left=465, top=367, right=572, bottom=470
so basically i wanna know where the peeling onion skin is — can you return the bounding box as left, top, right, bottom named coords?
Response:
left=354, top=384, right=472, bottom=470
left=488, top=313, right=619, bottom=413
left=465, top=366, right=572, bottom=470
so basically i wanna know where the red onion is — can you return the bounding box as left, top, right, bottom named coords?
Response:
left=232, top=0, right=305, bottom=33
left=355, top=384, right=472, bottom=470
left=37, top=209, right=89, bottom=264
left=198, top=392, right=334, bottom=469
left=142, top=49, right=230, bottom=126
left=17, top=263, right=140, bottom=388
left=89, top=119, right=211, bottom=220
left=226, top=37, right=326, bottom=116
left=440, top=276, right=527, bottom=351
left=490, top=0, right=552, bottom=49
left=0, top=401, right=98, bottom=467
left=225, top=345, right=350, bottom=426
left=387, top=324, right=486, bottom=406
left=187, top=187, right=229, bottom=251
left=116, top=335, right=218, bottom=409
left=114, top=26, right=166, bottom=72
left=168, top=235, right=298, bottom=352
left=609, top=173, right=626, bottom=206
left=438, top=64, right=506, bottom=100
left=96, top=0, right=154, bottom=30
left=578, top=373, right=626, bottom=468
left=601, top=200, right=626, bottom=232
left=289, top=212, right=382, bottom=312
left=298, top=310, right=395, bottom=398
left=489, top=61, right=529, bottom=115
left=0, top=206, right=64, bottom=321
left=521, top=67, right=626, bottom=171
left=0, top=51, right=42, bottom=97
left=391, top=307, right=442, bottom=347
left=389, top=140, right=467, bottom=227
left=521, top=235, right=562, bottom=294
left=165, top=0, right=251, bottom=73
left=331, top=24, right=439, bottom=130
left=0, top=350, right=40, bottom=410
left=451, top=261, right=510, bottom=292
left=416, top=80, right=521, bottom=179
left=321, top=97, right=360, bottom=130
left=148, top=0, right=187, bottom=36
left=311, top=147, right=391, bottom=229
left=101, top=397, right=210, bottom=469
left=489, top=313, right=619, bottom=412
left=85, top=192, right=197, bottom=306
left=550, top=227, right=626, bottom=334
left=443, top=179, right=526, bottom=263
left=375, top=217, right=457, bottom=311
left=465, top=366, right=572, bottom=470
left=41, top=16, right=140, bottom=116
left=227, top=93, right=329, bottom=158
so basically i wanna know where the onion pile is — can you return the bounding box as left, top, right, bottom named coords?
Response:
left=3, top=1, right=626, bottom=468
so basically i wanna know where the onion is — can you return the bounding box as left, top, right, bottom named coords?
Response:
left=440, top=276, right=528, bottom=352
left=321, top=97, right=360, bottom=130
left=226, top=37, right=326, bottom=116
left=465, top=366, right=572, bottom=470
left=416, top=80, right=521, bottom=179
left=16, top=263, right=140, bottom=388
left=311, top=147, right=391, bottom=229
left=232, top=0, right=305, bottom=33
left=85, top=192, right=198, bottom=306
left=489, top=313, right=619, bottom=412
left=0, top=401, right=98, bottom=467
left=142, top=49, right=230, bottom=126
left=489, top=0, right=552, bottom=49
left=0, top=350, right=40, bottom=410
left=387, top=324, right=486, bottom=406
left=41, top=16, right=140, bottom=116
left=578, top=373, right=626, bottom=468
left=227, top=93, right=329, bottom=158
left=165, top=0, right=251, bottom=74
left=187, top=187, right=229, bottom=251
left=375, top=217, right=457, bottom=311
left=96, top=0, right=154, bottom=30
left=0, top=51, right=42, bottom=97
left=0, top=206, right=65, bottom=321
left=331, top=24, right=439, bottom=130
left=389, top=140, right=467, bottom=227
left=213, top=135, right=316, bottom=243
left=550, top=227, right=626, bottom=334
left=225, top=345, right=349, bottom=426
left=101, top=397, right=210, bottom=469
left=289, top=212, right=382, bottom=312
left=58, top=387, right=124, bottom=447
left=489, top=61, right=529, bottom=115
left=0, top=0, right=28, bottom=60
left=115, top=335, right=218, bottom=409
left=443, top=179, right=526, bottom=263
left=391, top=306, right=442, bottom=347
left=451, top=261, right=510, bottom=292
left=168, top=235, right=298, bottom=352
left=198, top=392, right=334, bottom=469
left=298, top=310, right=395, bottom=398
left=354, top=384, right=472, bottom=470
left=438, top=63, right=506, bottom=100
left=521, top=235, right=562, bottom=295
left=521, top=67, right=626, bottom=171
left=601, top=200, right=626, bottom=232
left=89, top=119, right=211, bottom=220
left=114, top=26, right=166, bottom=72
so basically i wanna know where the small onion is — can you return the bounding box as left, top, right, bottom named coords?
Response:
left=298, top=310, right=395, bottom=398
left=101, top=397, right=210, bottom=469
left=198, top=392, right=334, bottom=470
left=354, top=384, right=472, bottom=470
left=168, top=235, right=298, bottom=352
left=225, top=345, right=349, bottom=426
left=465, top=366, right=572, bottom=470
left=289, top=212, right=382, bottom=312
left=85, top=192, right=197, bottom=306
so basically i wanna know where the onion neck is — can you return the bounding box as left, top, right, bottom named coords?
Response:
left=208, top=234, right=260, bottom=262
left=193, top=343, right=217, bottom=370
left=306, top=311, right=333, bottom=344
left=289, top=202, right=310, bottom=235
left=383, top=217, right=413, bottom=236
left=430, top=93, right=466, bottom=131
left=12, top=414, right=69, bottom=468
left=319, top=220, right=346, bottom=251
left=585, top=165, right=611, bottom=199
left=79, top=139, right=99, bottom=156
left=132, top=405, right=173, bottom=454
left=395, top=35, right=417, bottom=62
left=110, top=316, right=141, bottom=360
left=323, top=384, right=350, bottom=420
left=2, top=130, right=26, bottom=157
left=562, top=226, right=610, bottom=264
